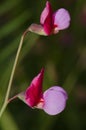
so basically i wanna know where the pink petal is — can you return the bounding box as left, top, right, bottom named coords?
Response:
left=43, top=86, right=68, bottom=115
left=25, top=68, right=44, bottom=107
left=40, top=1, right=53, bottom=35
left=40, top=1, right=52, bottom=24
left=54, top=8, right=71, bottom=30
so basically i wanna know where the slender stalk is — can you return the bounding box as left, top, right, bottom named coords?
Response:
left=0, top=28, right=29, bottom=118
left=8, top=95, right=18, bottom=103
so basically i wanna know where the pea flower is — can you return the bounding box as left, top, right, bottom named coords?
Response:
left=18, top=68, right=68, bottom=115
left=29, top=1, right=71, bottom=36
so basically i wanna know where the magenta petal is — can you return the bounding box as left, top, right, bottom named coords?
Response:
left=43, top=86, right=68, bottom=115
left=40, top=1, right=50, bottom=24
left=40, top=1, right=53, bottom=35
left=54, top=8, right=71, bottom=30
left=25, top=68, right=44, bottom=107
left=30, top=68, right=44, bottom=87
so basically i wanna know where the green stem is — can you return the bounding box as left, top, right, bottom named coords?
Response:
left=0, top=28, right=29, bottom=118
left=8, top=95, right=18, bottom=103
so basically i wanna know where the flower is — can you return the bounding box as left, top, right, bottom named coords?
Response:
left=18, top=68, right=68, bottom=115
left=29, top=1, right=71, bottom=36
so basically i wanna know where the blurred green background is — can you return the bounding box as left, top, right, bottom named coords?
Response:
left=0, top=0, right=86, bottom=130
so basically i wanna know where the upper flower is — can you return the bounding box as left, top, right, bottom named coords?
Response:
left=29, top=1, right=71, bottom=36
left=18, top=68, right=68, bottom=115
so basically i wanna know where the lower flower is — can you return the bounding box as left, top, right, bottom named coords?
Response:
left=18, top=68, right=68, bottom=115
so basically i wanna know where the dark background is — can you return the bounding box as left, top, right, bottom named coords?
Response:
left=0, top=0, right=86, bottom=130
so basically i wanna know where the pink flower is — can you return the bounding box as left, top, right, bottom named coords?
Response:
left=29, top=1, right=71, bottom=36
left=18, top=68, right=68, bottom=115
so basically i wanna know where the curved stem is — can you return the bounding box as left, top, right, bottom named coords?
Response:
left=0, top=28, right=29, bottom=118
left=8, top=95, right=18, bottom=104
